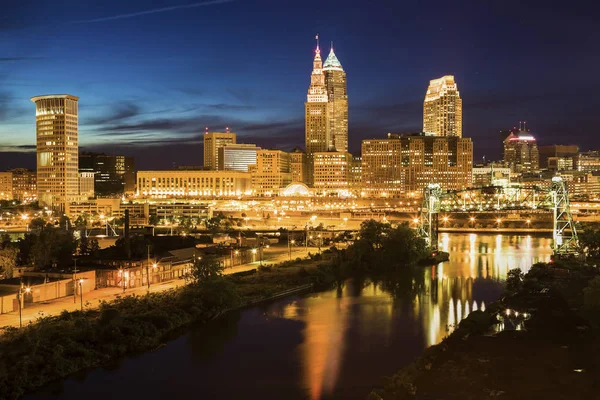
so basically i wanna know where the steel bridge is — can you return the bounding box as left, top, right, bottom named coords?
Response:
left=417, top=176, right=579, bottom=256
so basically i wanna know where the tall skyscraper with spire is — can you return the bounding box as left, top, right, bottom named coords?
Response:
left=423, top=75, right=462, bottom=138
left=305, top=36, right=330, bottom=185
left=323, top=43, right=348, bottom=153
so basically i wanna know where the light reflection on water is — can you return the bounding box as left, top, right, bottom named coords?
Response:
left=26, top=234, right=553, bottom=400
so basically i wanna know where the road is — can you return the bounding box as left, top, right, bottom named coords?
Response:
left=0, top=246, right=320, bottom=330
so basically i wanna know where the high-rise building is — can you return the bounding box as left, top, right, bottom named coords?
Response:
left=538, top=144, right=579, bottom=169
left=203, top=131, right=236, bottom=170
left=574, top=151, right=600, bottom=173
left=9, top=169, right=37, bottom=202
left=305, top=40, right=330, bottom=185
left=218, top=144, right=260, bottom=172
left=31, top=94, right=79, bottom=211
left=0, top=172, right=12, bottom=201
left=289, top=147, right=308, bottom=184
left=423, top=76, right=462, bottom=137
left=78, top=172, right=95, bottom=200
left=349, top=155, right=362, bottom=191
left=361, top=133, right=473, bottom=197
left=250, top=149, right=292, bottom=196
left=79, top=152, right=136, bottom=196
left=323, top=44, right=348, bottom=153
left=313, top=151, right=351, bottom=195
left=503, top=128, right=539, bottom=173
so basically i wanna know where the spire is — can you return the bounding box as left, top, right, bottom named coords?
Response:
left=323, top=43, right=343, bottom=71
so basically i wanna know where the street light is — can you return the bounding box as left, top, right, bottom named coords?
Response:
left=17, top=286, right=31, bottom=328
left=78, top=279, right=84, bottom=311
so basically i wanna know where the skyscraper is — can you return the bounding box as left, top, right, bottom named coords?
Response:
left=305, top=38, right=330, bottom=185
left=79, top=152, right=136, bottom=196
left=31, top=94, right=79, bottom=211
left=423, top=76, right=462, bottom=137
left=503, top=127, right=539, bottom=173
left=203, top=131, right=236, bottom=170
left=323, top=44, right=348, bottom=152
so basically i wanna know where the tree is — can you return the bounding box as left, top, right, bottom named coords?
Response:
left=579, top=226, right=600, bottom=258
left=29, top=217, right=47, bottom=231
left=148, top=214, right=159, bottom=225
left=186, top=255, right=224, bottom=284
left=74, top=214, right=89, bottom=229
left=0, top=247, right=17, bottom=279
left=505, top=268, right=524, bottom=294
left=78, top=235, right=90, bottom=256
left=358, top=219, right=391, bottom=250
left=89, top=238, right=100, bottom=257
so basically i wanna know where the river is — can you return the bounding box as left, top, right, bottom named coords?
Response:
left=27, top=233, right=553, bottom=400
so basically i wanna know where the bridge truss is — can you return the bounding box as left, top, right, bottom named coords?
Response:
left=417, top=177, right=579, bottom=256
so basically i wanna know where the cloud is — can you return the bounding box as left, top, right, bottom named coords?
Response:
left=85, top=102, right=142, bottom=125
left=0, top=145, right=36, bottom=153
left=205, top=103, right=256, bottom=111
left=0, top=57, right=43, bottom=62
left=75, top=0, right=234, bottom=23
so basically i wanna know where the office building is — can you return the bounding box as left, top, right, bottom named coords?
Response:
left=203, top=131, right=236, bottom=170
left=78, top=172, right=95, bottom=200
left=349, top=155, right=362, bottom=191
left=218, top=144, right=260, bottom=172
left=423, top=76, right=462, bottom=137
left=137, top=170, right=251, bottom=198
left=361, top=133, right=473, bottom=197
left=289, top=147, right=308, bottom=184
left=538, top=144, right=578, bottom=169
left=79, top=152, right=136, bottom=196
left=250, top=150, right=292, bottom=196
left=0, top=172, right=12, bottom=201
left=31, top=94, right=79, bottom=211
left=503, top=128, right=539, bottom=173
left=574, top=151, right=600, bottom=173
left=472, top=165, right=511, bottom=187
left=323, top=44, right=348, bottom=152
left=305, top=41, right=330, bottom=185
left=313, top=151, right=351, bottom=195
left=9, top=169, right=37, bottom=202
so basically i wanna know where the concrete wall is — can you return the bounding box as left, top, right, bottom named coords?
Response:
left=0, top=293, right=17, bottom=314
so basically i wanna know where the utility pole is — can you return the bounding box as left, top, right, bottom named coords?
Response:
left=73, top=258, right=77, bottom=304
left=147, top=244, right=151, bottom=290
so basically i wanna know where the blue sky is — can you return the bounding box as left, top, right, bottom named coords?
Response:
left=1, top=0, right=599, bottom=169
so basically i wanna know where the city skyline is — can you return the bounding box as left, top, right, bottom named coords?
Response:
left=1, top=0, right=599, bottom=171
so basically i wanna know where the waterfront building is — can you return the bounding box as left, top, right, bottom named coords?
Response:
left=218, top=144, right=260, bottom=172
left=289, top=147, right=309, bottom=184
left=323, top=44, right=348, bottom=153
left=313, top=151, right=351, bottom=196
left=423, top=76, right=462, bottom=137
left=79, top=152, right=135, bottom=196
left=250, top=149, right=292, bottom=196
left=31, top=94, right=80, bottom=211
left=203, top=131, right=236, bottom=170
left=9, top=168, right=37, bottom=202
left=361, top=133, right=473, bottom=197
left=0, top=172, right=12, bottom=201
left=503, top=127, right=539, bottom=173
left=305, top=40, right=330, bottom=185
left=136, top=170, right=251, bottom=198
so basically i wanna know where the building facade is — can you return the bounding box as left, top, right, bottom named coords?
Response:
left=217, top=144, right=260, bottom=172
left=503, top=129, right=539, bottom=173
left=361, top=133, right=473, bottom=197
left=323, top=45, right=348, bottom=153
left=0, top=172, right=12, bottom=201
left=305, top=42, right=330, bottom=185
left=9, top=169, right=37, bottom=202
left=472, top=165, right=511, bottom=187
left=538, top=144, right=578, bottom=170
left=289, top=147, right=309, bottom=184
left=250, top=150, right=292, bottom=196
left=313, top=151, right=351, bottom=195
left=31, top=94, right=79, bottom=211
left=574, top=151, right=600, bottom=173
left=137, top=170, right=251, bottom=198
left=203, top=131, right=236, bottom=170
left=78, top=172, right=95, bottom=200
left=423, top=76, right=462, bottom=137
left=79, top=152, right=135, bottom=196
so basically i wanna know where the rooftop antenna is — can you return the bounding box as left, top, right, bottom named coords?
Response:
left=523, top=121, right=527, bottom=131
left=315, top=34, right=319, bottom=51
left=226, top=126, right=230, bottom=133
left=205, top=127, right=208, bottom=134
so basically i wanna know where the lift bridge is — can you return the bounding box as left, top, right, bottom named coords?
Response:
left=417, top=176, right=579, bottom=257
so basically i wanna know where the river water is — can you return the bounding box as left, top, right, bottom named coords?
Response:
left=28, top=233, right=552, bottom=400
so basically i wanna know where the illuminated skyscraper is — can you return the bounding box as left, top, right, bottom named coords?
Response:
left=323, top=44, right=348, bottom=153
left=203, top=131, right=236, bottom=170
left=305, top=38, right=330, bottom=185
left=423, top=76, right=462, bottom=137
left=503, top=126, right=539, bottom=173
left=31, top=94, right=79, bottom=211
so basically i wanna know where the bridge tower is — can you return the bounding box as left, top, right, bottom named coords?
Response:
left=418, top=184, right=442, bottom=251
left=548, top=176, right=579, bottom=256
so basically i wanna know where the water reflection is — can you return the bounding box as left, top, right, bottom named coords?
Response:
left=26, top=234, right=553, bottom=400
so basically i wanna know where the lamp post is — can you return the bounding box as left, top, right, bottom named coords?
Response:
left=78, top=279, right=84, bottom=311
left=73, top=258, right=77, bottom=304
left=17, top=285, right=30, bottom=328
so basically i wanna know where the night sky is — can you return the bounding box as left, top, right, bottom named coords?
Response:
left=1, top=0, right=598, bottom=170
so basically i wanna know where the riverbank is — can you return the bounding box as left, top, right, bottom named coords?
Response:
left=368, top=260, right=600, bottom=399
left=0, top=256, right=331, bottom=400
